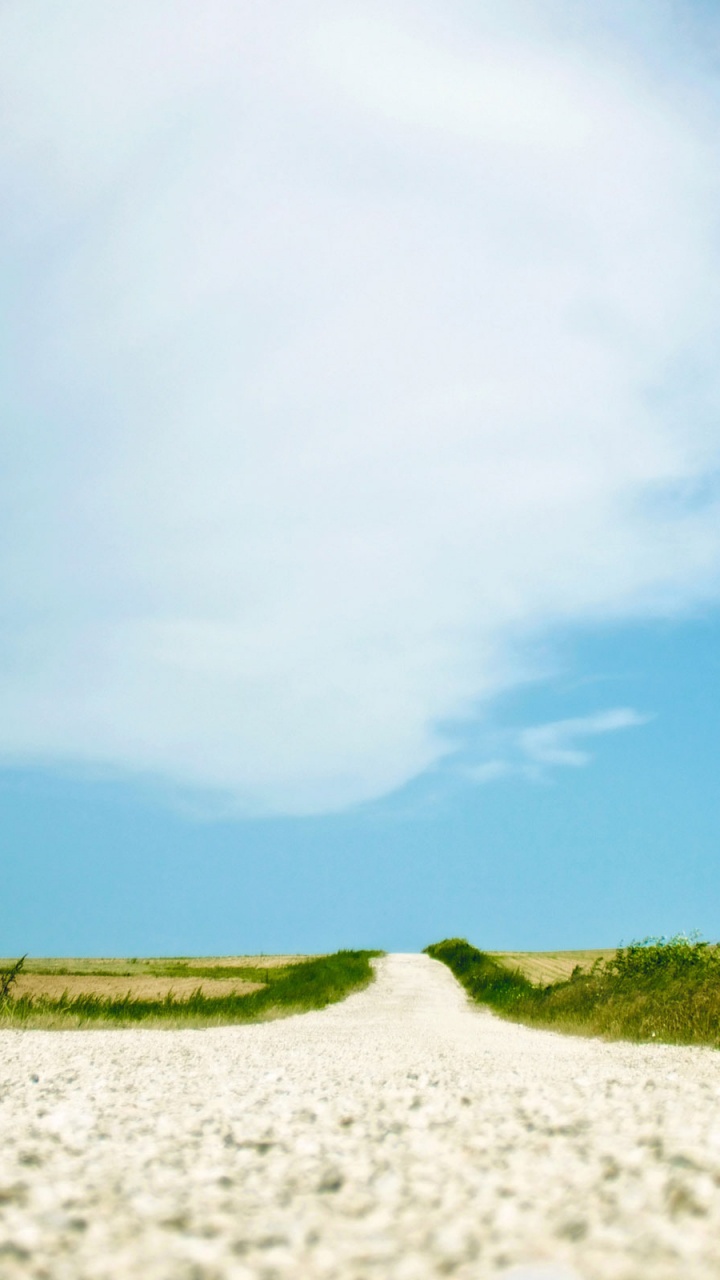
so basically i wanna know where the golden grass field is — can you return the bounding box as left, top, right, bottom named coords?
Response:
left=0, top=955, right=309, bottom=974
left=492, top=950, right=616, bottom=984
left=0, top=956, right=311, bottom=1001
left=11, top=975, right=267, bottom=1000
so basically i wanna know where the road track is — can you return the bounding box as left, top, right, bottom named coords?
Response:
left=1, top=952, right=720, bottom=1278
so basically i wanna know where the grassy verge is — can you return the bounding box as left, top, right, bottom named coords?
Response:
left=0, top=950, right=379, bottom=1028
left=425, top=936, right=720, bottom=1047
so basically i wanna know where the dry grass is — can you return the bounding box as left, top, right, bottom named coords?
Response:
left=0, top=955, right=314, bottom=1004
left=491, top=950, right=616, bottom=985
left=0, top=955, right=312, bottom=976
left=12, top=975, right=264, bottom=1001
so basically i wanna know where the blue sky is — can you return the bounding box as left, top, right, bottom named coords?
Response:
left=3, top=1, right=720, bottom=954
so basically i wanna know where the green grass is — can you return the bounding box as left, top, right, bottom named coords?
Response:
left=0, top=950, right=380, bottom=1028
left=425, top=935, right=720, bottom=1047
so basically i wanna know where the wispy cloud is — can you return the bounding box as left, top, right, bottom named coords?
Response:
left=1, top=2, right=720, bottom=813
left=469, top=708, right=650, bottom=784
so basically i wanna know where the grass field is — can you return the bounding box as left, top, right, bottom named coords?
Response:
left=428, top=936, right=720, bottom=1047
left=0, top=954, right=308, bottom=974
left=491, top=950, right=616, bottom=985
left=0, top=954, right=309, bottom=1002
left=0, top=951, right=378, bottom=1027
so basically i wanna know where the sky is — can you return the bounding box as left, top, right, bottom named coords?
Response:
left=2, top=0, right=720, bottom=955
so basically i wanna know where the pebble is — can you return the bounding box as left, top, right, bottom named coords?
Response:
left=1, top=953, right=720, bottom=1278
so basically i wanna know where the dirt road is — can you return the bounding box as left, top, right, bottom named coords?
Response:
left=1, top=953, right=720, bottom=1279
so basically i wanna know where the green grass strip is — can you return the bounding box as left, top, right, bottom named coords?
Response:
left=425, top=936, right=720, bottom=1048
left=0, top=950, right=380, bottom=1029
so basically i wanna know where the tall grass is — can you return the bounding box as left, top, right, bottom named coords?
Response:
left=426, top=936, right=720, bottom=1047
left=0, top=953, right=26, bottom=1002
left=0, top=950, right=379, bottom=1028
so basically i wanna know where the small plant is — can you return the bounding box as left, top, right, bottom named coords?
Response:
left=0, top=955, right=27, bottom=1003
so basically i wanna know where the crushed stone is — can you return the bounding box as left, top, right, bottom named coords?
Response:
left=1, top=952, right=720, bottom=1279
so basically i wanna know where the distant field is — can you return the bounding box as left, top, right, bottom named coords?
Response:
left=0, top=955, right=312, bottom=1003
left=0, top=955, right=310, bottom=974
left=11, top=975, right=267, bottom=1000
left=492, top=950, right=616, bottom=985
left=1, top=953, right=618, bottom=995
left=0, top=951, right=376, bottom=1027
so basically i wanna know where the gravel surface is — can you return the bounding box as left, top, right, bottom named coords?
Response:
left=2, top=952, right=720, bottom=1280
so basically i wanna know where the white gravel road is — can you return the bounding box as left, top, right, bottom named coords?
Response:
left=2, top=952, right=720, bottom=1280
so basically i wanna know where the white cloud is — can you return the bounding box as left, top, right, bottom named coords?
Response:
left=467, top=761, right=514, bottom=785
left=470, top=708, right=649, bottom=783
left=1, top=1, right=720, bottom=813
left=519, top=708, right=650, bottom=770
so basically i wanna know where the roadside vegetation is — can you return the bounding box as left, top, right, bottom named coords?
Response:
left=426, top=935, right=720, bottom=1047
left=0, top=950, right=379, bottom=1028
